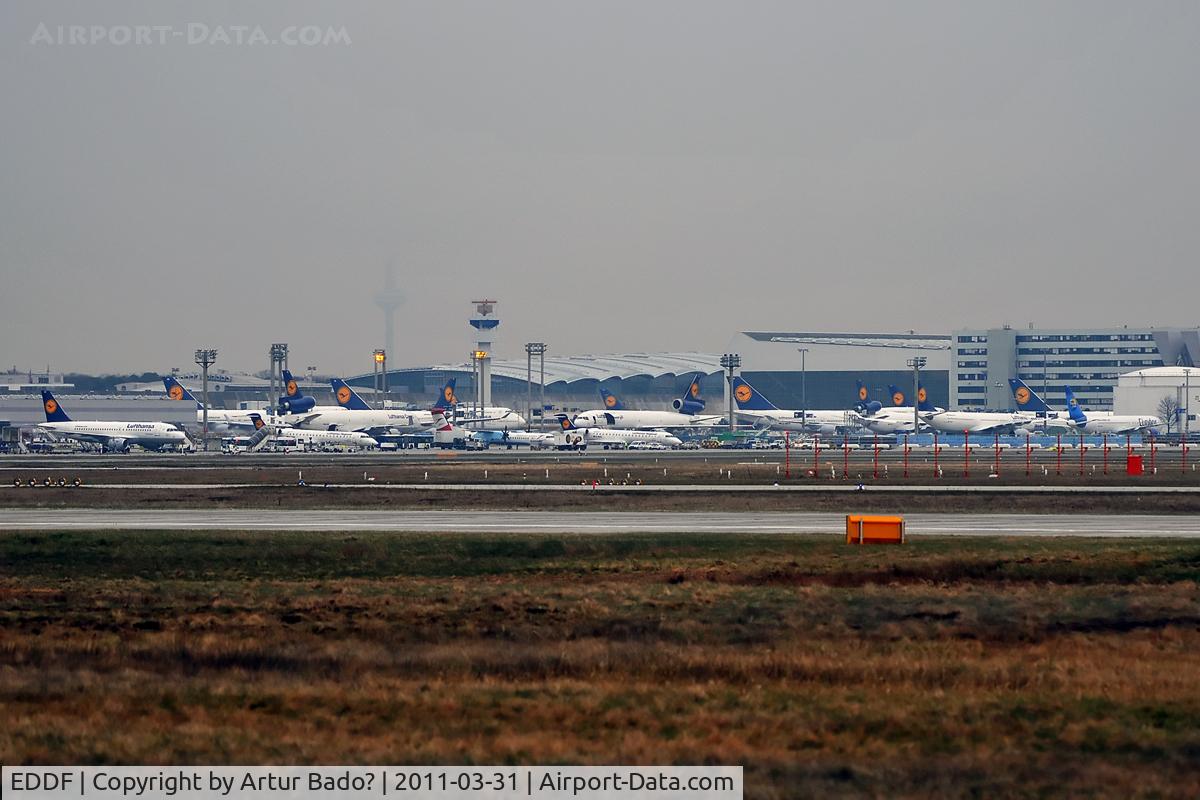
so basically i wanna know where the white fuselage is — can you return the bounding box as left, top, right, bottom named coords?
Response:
left=38, top=421, right=190, bottom=451
left=1072, top=414, right=1161, bottom=435
left=853, top=408, right=921, bottom=434
left=735, top=409, right=854, bottom=436
left=276, top=427, right=378, bottom=449
left=475, top=430, right=555, bottom=448
left=922, top=411, right=1032, bottom=435
left=453, top=408, right=529, bottom=431
left=572, top=409, right=722, bottom=429
left=559, top=428, right=682, bottom=448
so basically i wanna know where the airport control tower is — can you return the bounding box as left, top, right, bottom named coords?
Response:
left=469, top=299, right=499, bottom=408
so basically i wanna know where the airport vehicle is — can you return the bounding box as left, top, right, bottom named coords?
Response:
left=1063, top=387, right=1161, bottom=435
left=555, top=415, right=682, bottom=450
left=248, top=414, right=378, bottom=450
left=163, top=376, right=278, bottom=431
left=571, top=374, right=723, bottom=429
left=729, top=377, right=854, bottom=435
left=37, top=391, right=190, bottom=452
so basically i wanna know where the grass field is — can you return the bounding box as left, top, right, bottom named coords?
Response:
left=3, top=531, right=1199, bottom=798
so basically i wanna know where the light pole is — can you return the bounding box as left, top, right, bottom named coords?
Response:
left=797, top=348, right=809, bottom=428
left=473, top=349, right=488, bottom=417
left=907, top=356, right=926, bottom=436
left=1186, top=367, right=1192, bottom=442
left=720, top=354, right=741, bottom=435
left=194, top=349, right=217, bottom=451
left=374, top=350, right=388, bottom=407
left=525, top=342, right=547, bottom=432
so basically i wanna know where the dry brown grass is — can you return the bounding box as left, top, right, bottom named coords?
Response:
left=2, top=532, right=1199, bottom=798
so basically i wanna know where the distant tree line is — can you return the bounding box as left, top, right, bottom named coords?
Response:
left=64, top=372, right=162, bottom=393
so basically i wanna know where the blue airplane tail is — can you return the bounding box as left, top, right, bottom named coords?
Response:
left=277, top=370, right=315, bottom=414
left=331, top=379, right=372, bottom=411
left=672, top=373, right=707, bottom=414
left=916, top=383, right=936, bottom=412
left=163, top=376, right=202, bottom=409
left=599, top=386, right=625, bottom=411
left=41, top=390, right=71, bottom=423
left=432, top=379, right=457, bottom=410
left=887, top=385, right=907, bottom=407
left=1008, top=378, right=1050, bottom=413
left=855, top=381, right=882, bottom=415
left=556, top=413, right=579, bottom=431
left=1063, top=387, right=1088, bottom=425
left=282, top=370, right=300, bottom=399
left=730, top=377, right=777, bottom=411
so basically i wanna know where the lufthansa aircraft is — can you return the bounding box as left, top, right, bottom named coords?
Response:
left=571, top=374, right=723, bottom=429
left=729, top=377, right=853, bottom=436
left=556, top=415, right=682, bottom=449
left=38, top=391, right=190, bottom=452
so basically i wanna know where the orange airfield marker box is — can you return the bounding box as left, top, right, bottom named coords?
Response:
left=845, top=515, right=906, bottom=545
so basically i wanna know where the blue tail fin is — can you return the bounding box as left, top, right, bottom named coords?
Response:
left=282, top=370, right=301, bottom=400
left=163, top=376, right=202, bottom=409
left=432, top=379, right=457, bottom=410
left=887, top=385, right=907, bottom=407
left=599, top=386, right=625, bottom=411
left=673, top=373, right=707, bottom=414
left=41, top=390, right=71, bottom=423
left=916, top=383, right=937, bottom=412
left=1063, top=387, right=1088, bottom=425
left=556, top=413, right=578, bottom=431
left=730, top=377, right=777, bottom=411
left=854, top=381, right=882, bottom=415
left=1008, top=379, right=1050, bottom=413
left=331, top=379, right=373, bottom=411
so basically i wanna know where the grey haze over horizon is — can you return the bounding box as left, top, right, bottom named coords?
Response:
left=2, top=0, right=1198, bottom=376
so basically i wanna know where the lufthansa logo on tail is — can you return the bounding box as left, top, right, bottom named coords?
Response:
left=287, top=380, right=298, bottom=396
left=44, top=399, right=58, bottom=414
left=604, top=395, right=617, bottom=408
left=443, top=386, right=454, bottom=402
left=168, top=385, right=184, bottom=401
left=690, top=382, right=700, bottom=398
left=336, top=386, right=352, bottom=404
left=560, top=418, right=571, bottom=429
left=734, top=385, right=752, bottom=403
left=892, top=392, right=904, bottom=406
left=254, top=418, right=265, bottom=430
left=858, top=386, right=868, bottom=401
left=917, top=387, right=927, bottom=403
left=1014, top=387, right=1030, bottom=405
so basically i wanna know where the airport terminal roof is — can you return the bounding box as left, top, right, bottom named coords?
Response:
left=415, top=352, right=724, bottom=385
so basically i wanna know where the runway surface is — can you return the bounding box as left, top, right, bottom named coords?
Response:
left=3, top=509, right=1199, bottom=536
left=4, top=482, right=1199, bottom=493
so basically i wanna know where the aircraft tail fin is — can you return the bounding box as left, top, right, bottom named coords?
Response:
left=331, top=379, right=373, bottom=411
left=672, top=373, right=707, bottom=414
left=730, top=377, right=777, bottom=411
left=41, top=390, right=71, bottom=423
left=1008, top=378, right=1050, bottom=413
left=163, top=376, right=202, bottom=409
left=432, top=379, right=457, bottom=411
left=598, top=386, right=625, bottom=411
left=556, top=413, right=579, bottom=431
left=887, top=385, right=907, bottom=407
left=1063, top=387, right=1088, bottom=424
left=916, top=383, right=937, bottom=412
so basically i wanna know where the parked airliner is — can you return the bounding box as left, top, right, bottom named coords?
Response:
left=572, top=374, right=722, bottom=429
left=38, top=391, right=190, bottom=452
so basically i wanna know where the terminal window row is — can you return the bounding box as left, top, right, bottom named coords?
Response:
left=1015, top=333, right=1155, bottom=343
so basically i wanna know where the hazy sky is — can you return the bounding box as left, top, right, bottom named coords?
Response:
left=2, top=1, right=1198, bottom=375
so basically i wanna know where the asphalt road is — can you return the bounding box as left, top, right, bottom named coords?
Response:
left=3, top=483, right=1198, bottom=493
left=3, top=509, right=1199, bottom=536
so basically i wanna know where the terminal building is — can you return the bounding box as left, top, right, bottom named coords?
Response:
left=950, top=326, right=1199, bottom=411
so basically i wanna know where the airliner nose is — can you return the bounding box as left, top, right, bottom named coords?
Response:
left=667, top=436, right=682, bottom=446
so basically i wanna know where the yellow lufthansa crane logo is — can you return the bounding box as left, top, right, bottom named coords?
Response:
left=604, top=395, right=617, bottom=408
left=286, top=380, right=298, bottom=396
left=168, top=385, right=184, bottom=401
left=253, top=417, right=265, bottom=430
left=859, top=386, right=868, bottom=401
left=734, top=385, right=752, bottom=403
left=560, top=418, right=571, bottom=430
left=917, top=387, right=927, bottom=403
left=1014, top=387, right=1030, bottom=405
left=337, top=386, right=352, bottom=405
left=892, top=392, right=904, bottom=406
left=44, top=399, right=58, bottom=414
left=690, top=382, right=700, bottom=398
left=444, top=386, right=455, bottom=403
